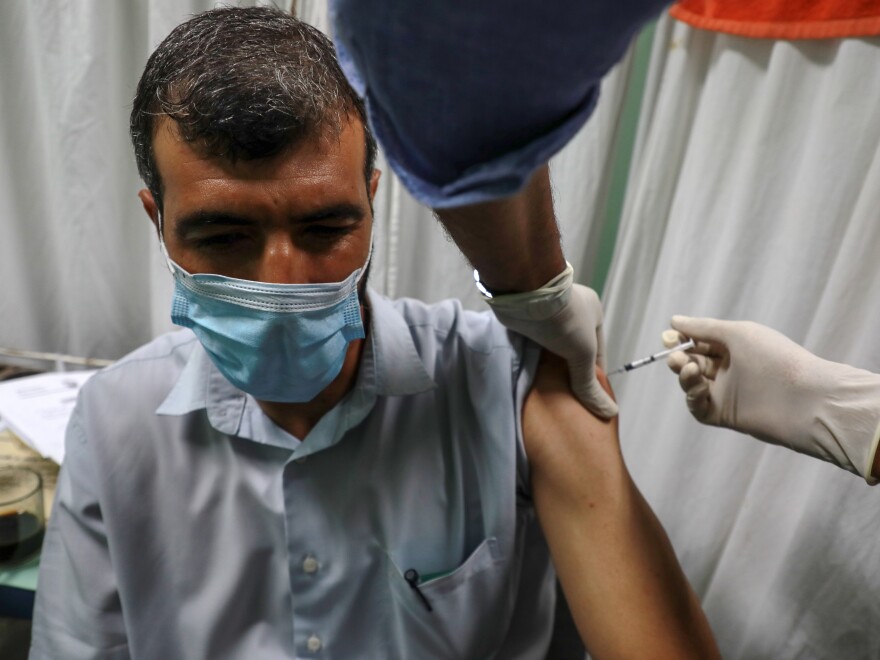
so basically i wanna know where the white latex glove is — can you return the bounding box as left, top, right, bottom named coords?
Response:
left=662, top=315, right=880, bottom=484
left=482, top=263, right=618, bottom=419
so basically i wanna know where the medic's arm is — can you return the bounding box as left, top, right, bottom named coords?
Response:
left=664, top=316, right=880, bottom=484
left=523, top=353, right=719, bottom=659
left=29, top=412, right=130, bottom=660
left=328, top=0, right=667, bottom=419
left=439, top=166, right=617, bottom=419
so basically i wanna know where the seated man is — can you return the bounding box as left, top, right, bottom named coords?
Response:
left=30, top=7, right=717, bottom=659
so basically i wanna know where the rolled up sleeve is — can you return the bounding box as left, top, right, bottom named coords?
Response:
left=330, top=0, right=667, bottom=208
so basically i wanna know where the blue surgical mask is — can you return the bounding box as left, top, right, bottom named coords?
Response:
left=157, top=213, right=371, bottom=403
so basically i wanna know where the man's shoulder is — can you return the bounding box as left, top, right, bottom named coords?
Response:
left=79, top=329, right=198, bottom=402
left=384, top=294, right=518, bottom=356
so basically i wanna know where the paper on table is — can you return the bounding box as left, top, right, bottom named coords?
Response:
left=0, top=371, right=96, bottom=464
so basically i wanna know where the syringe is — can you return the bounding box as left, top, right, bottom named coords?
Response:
left=607, top=339, right=695, bottom=376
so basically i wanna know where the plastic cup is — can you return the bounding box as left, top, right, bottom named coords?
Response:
left=0, top=467, right=45, bottom=566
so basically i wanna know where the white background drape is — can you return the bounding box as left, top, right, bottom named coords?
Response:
left=604, top=15, right=880, bottom=658
left=2, top=2, right=880, bottom=658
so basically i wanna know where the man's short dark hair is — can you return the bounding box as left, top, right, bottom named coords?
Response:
left=130, top=6, right=377, bottom=210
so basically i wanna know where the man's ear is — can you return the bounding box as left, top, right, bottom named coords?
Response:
left=369, top=169, right=381, bottom=204
left=138, top=189, right=160, bottom=237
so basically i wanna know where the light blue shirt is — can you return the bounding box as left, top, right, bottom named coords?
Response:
left=30, top=290, right=554, bottom=659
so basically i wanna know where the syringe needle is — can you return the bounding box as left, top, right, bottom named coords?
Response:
left=608, top=339, right=695, bottom=376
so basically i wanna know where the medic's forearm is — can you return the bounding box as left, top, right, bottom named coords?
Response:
left=434, top=165, right=566, bottom=294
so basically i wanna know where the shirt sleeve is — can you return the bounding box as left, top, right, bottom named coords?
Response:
left=29, top=408, right=130, bottom=660
left=329, top=0, right=667, bottom=208
left=512, top=335, right=542, bottom=502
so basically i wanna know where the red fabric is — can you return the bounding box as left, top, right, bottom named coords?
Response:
left=670, top=0, right=880, bottom=39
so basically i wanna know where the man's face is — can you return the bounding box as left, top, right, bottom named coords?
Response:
left=140, top=117, right=378, bottom=284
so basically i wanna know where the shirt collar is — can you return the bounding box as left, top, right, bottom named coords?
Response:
left=156, top=287, right=435, bottom=442
left=366, top=288, right=435, bottom=396
left=155, top=336, right=246, bottom=436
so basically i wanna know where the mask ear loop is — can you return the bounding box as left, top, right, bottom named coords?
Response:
left=156, top=211, right=176, bottom=275
left=355, top=221, right=375, bottom=286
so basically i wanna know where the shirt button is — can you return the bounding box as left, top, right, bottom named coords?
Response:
left=302, top=556, right=319, bottom=574
left=306, top=635, right=322, bottom=652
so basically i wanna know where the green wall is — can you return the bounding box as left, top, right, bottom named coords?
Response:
left=592, top=23, right=657, bottom=296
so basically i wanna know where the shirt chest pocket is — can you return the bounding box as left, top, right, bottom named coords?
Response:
left=383, top=537, right=513, bottom=659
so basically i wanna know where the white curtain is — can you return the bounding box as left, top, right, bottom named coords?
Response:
left=603, top=15, right=880, bottom=658
left=0, top=0, right=634, bottom=363
left=0, top=0, right=287, bottom=362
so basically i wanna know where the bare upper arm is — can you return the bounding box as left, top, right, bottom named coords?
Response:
left=521, top=351, right=720, bottom=659
left=522, top=352, right=625, bottom=502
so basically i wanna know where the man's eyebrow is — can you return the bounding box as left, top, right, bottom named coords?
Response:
left=174, top=211, right=255, bottom=237
left=174, top=204, right=366, bottom=236
left=296, top=203, right=366, bottom=223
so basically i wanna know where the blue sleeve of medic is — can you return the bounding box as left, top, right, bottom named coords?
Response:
left=329, top=0, right=668, bottom=208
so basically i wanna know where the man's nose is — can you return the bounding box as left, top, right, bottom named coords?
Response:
left=257, top=233, right=305, bottom=284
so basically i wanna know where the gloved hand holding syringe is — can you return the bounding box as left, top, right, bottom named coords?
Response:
left=608, top=339, right=695, bottom=376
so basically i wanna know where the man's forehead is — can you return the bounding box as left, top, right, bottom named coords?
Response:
left=151, top=116, right=366, bottom=183
left=151, top=116, right=369, bottom=211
